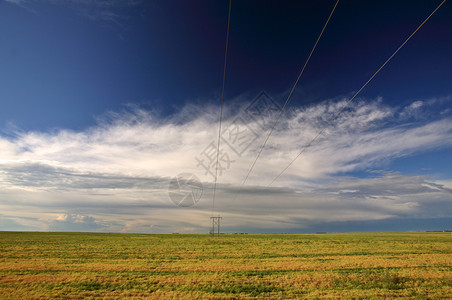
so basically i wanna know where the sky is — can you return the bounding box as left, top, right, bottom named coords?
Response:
left=0, top=0, right=451, bottom=233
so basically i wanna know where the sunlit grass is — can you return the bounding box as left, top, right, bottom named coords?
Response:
left=0, top=232, right=450, bottom=298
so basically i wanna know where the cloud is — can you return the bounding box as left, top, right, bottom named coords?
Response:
left=399, top=100, right=423, bottom=119
left=4, top=0, right=38, bottom=13
left=398, top=95, right=452, bottom=121
left=5, top=0, right=26, bottom=4
left=49, top=213, right=105, bottom=232
left=0, top=95, right=451, bottom=232
left=0, top=214, right=40, bottom=231
left=4, top=0, right=144, bottom=31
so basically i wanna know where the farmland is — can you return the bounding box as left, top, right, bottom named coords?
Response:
left=0, top=232, right=450, bottom=299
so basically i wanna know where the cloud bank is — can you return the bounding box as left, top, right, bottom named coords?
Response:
left=0, top=95, right=451, bottom=233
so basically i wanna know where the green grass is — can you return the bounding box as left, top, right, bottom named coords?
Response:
left=0, top=232, right=450, bottom=299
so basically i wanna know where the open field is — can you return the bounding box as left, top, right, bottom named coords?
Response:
left=0, top=232, right=450, bottom=299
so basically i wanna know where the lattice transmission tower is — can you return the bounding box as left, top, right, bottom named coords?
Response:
left=210, top=216, right=222, bottom=235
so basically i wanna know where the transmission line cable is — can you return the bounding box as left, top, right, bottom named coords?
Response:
left=239, top=0, right=340, bottom=188
left=212, top=0, right=232, bottom=217
left=268, top=0, right=447, bottom=187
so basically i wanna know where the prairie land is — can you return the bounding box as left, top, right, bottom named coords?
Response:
left=0, top=232, right=450, bottom=299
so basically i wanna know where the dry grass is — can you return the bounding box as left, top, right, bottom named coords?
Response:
left=0, top=232, right=450, bottom=299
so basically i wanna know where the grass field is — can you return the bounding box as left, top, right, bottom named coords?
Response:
left=0, top=232, right=450, bottom=299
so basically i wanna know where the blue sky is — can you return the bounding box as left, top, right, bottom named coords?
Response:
left=0, top=0, right=451, bottom=233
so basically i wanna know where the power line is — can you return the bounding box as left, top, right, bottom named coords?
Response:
left=268, top=0, right=447, bottom=187
left=212, top=0, right=232, bottom=217
left=239, top=0, right=340, bottom=188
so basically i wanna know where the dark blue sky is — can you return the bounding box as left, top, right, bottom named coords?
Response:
left=1, top=0, right=451, bottom=130
left=0, top=0, right=451, bottom=233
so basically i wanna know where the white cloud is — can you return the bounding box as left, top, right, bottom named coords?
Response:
left=49, top=213, right=105, bottom=232
left=399, top=100, right=423, bottom=119
left=0, top=96, right=451, bottom=232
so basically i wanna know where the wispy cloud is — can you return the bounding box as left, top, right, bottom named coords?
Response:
left=4, top=0, right=37, bottom=13
left=5, top=0, right=26, bottom=4
left=0, top=95, right=451, bottom=232
left=4, top=0, right=143, bottom=32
